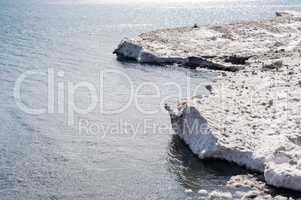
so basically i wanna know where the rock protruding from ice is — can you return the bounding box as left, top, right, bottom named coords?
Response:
left=276, top=11, right=301, bottom=17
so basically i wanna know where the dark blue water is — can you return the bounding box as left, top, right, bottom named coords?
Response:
left=1, top=0, right=301, bottom=199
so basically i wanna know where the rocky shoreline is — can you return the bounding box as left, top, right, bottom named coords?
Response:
left=113, top=11, right=301, bottom=194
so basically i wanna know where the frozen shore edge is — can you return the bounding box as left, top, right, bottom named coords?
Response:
left=114, top=11, right=301, bottom=192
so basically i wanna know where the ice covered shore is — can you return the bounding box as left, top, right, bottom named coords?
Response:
left=114, top=11, right=301, bottom=192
